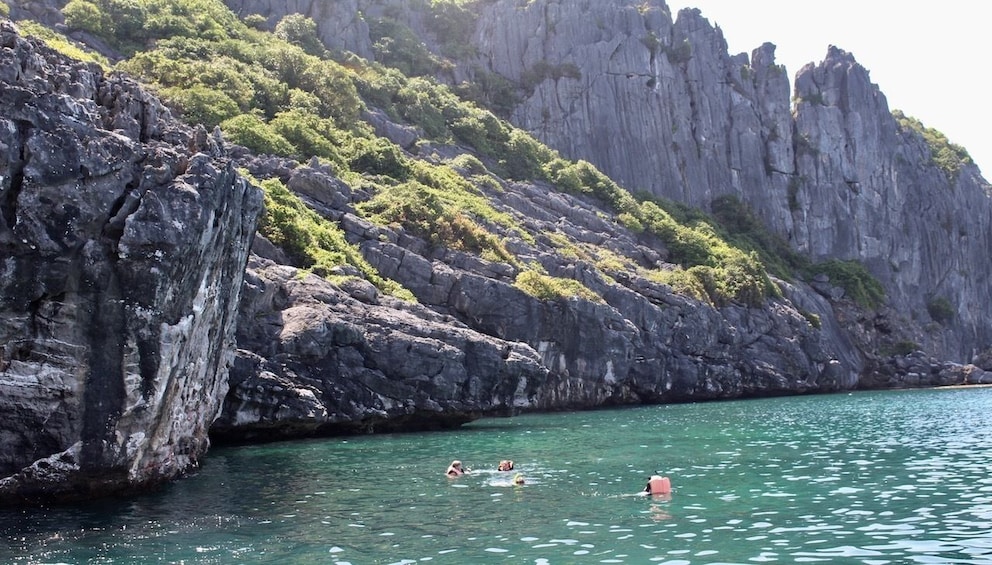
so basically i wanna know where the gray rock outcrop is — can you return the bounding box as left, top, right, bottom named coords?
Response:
left=223, top=0, right=373, bottom=59
left=212, top=256, right=550, bottom=441
left=0, top=21, right=262, bottom=503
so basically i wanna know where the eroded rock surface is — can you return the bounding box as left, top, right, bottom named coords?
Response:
left=0, top=21, right=262, bottom=503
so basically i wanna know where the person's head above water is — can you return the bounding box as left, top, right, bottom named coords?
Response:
left=497, top=460, right=514, bottom=471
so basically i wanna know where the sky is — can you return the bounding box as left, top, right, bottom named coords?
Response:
left=666, top=0, right=991, bottom=177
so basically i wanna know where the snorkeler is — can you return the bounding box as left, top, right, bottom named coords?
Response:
left=644, top=474, right=672, bottom=495
left=446, top=460, right=467, bottom=476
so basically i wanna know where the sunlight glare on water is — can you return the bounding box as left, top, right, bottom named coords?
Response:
left=2, top=387, right=992, bottom=563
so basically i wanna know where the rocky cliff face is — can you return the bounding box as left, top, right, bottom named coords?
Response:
left=0, top=21, right=262, bottom=503
left=213, top=148, right=872, bottom=442
left=222, top=0, right=992, bottom=362
left=216, top=144, right=988, bottom=441
left=467, top=1, right=992, bottom=361
left=201, top=0, right=992, bottom=444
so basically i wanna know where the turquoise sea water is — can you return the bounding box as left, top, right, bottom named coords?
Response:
left=3, top=387, right=992, bottom=564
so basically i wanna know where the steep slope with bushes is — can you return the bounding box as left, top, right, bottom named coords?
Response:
left=221, top=0, right=992, bottom=361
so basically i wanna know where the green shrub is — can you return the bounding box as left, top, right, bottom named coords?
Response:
left=447, top=154, right=487, bottom=175
left=894, top=110, right=972, bottom=181
left=14, top=20, right=109, bottom=66
left=220, top=113, right=295, bottom=156
left=801, top=310, right=821, bottom=329
left=455, top=68, right=520, bottom=118
left=270, top=109, right=343, bottom=164
left=927, top=297, right=954, bottom=324
left=243, top=13, right=267, bottom=30
left=256, top=176, right=413, bottom=300
left=357, top=179, right=517, bottom=264
left=104, top=0, right=147, bottom=42
left=424, top=0, right=478, bottom=59
left=0, top=2, right=9, bottom=17
left=62, top=0, right=106, bottom=35
left=296, top=59, right=361, bottom=123
left=160, top=85, right=240, bottom=128
left=716, top=250, right=773, bottom=306
left=647, top=268, right=708, bottom=303
left=520, top=61, right=581, bottom=92
left=710, top=194, right=808, bottom=278
left=274, top=14, right=324, bottom=56
left=496, top=129, right=552, bottom=180
left=884, top=340, right=920, bottom=356
left=514, top=269, right=601, bottom=302
left=449, top=111, right=508, bottom=155
left=368, top=17, right=445, bottom=78
left=805, top=259, right=885, bottom=308
left=346, top=136, right=410, bottom=178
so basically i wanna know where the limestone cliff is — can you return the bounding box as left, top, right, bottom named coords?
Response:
left=470, top=2, right=992, bottom=361
left=204, top=0, right=992, bottom=441
left=223, top=0, right=992, bottom=361
left=447, top=1, right=989, bottom=362
left=0, top=21, right=263, bottom=503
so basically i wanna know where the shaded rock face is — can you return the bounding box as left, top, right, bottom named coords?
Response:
left=0, top=22, right=262, bottom=503
left=210, top=0, right=992, bottom=441
left=212, top=258, right=551, bottom=442
left=789, top=48, right=992, bottom=361
left=862, top=350, right=992, bottom=389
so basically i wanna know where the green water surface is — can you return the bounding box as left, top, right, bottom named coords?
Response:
left=3, top=387, right=992, bottom=564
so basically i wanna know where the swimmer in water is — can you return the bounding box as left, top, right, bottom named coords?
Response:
left=643, top=474, right=672, bottom=495
left=446, top=460, right=467, bottom=476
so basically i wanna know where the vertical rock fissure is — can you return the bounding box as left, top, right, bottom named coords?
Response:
left=2, top=121, right=30, bottom=234
left=79, top=253, right=126, bottom=471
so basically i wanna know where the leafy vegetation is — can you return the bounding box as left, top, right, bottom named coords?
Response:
left=805, top=259, right=885, bottom=308
left=13, top=20, right=109, bottom=66
left=709, top=194, right=806, bottom=279
left=543, top=159, right=775, bottom=306
left=927, top=297, right=954, bottom=325
left=357, top=160, right=524, bottom=263
left=882, top=340, right=920, bottom=357
left=894, top=109, right=972, bottom=182
left=255, top=174, right=414, bottom=300
left=514, top=269, right=602, bottom=303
